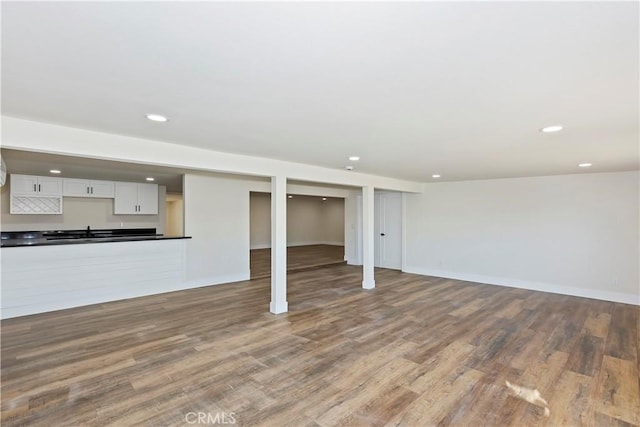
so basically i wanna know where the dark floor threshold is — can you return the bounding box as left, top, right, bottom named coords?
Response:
left=251, top=260, right=347, bottom=280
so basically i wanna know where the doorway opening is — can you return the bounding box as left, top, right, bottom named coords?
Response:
left=249, top=192, right=346, bottom=279
left=165, top=193, right=184, bottom=237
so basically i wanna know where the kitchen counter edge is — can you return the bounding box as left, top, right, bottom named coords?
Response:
left=1, top=235, right=192, bottom=248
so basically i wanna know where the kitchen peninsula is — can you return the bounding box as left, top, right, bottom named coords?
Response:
left=1, top=228, right=192, bottom=319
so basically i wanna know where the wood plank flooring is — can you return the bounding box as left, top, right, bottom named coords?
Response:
left=250, top=244, right=345, bottom=279
left=1, top=265, right=639, bottom=426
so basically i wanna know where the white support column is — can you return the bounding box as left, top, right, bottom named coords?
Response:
left=270, top=175, right=288, bottom=313
left=362, top=185, right=376, bottom=289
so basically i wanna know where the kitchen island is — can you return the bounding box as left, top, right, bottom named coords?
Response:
left=1, top=228, right=192, bottom=318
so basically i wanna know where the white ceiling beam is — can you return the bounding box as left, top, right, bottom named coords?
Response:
left=1, top=116, right=424, bottom=193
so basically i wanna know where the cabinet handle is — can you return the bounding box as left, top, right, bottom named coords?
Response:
left=38, top=184, right=41, bottom=192
left=91, top=187, right=94, bottom=194
left=34, top=184, right=37, bottom=192
left=87, top=187, right=90, bottom=194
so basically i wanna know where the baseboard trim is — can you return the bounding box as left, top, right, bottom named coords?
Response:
left=270, top=300, right=288, bottom=314
left=403, top=266, right=640, bottom=306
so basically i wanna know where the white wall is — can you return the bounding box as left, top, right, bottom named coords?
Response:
left=1, top=182, right=166, bottom=234
left=250, top=192, right=272, bottom=249
left=184, top=174, right=251, bottom=286
left=249, top=192, right=345, bottom=249
left=321, top=198, right=345, bottom=244
left=344, top=191, right=361, bottom=265
left=404, top=171, right=640, bottom=305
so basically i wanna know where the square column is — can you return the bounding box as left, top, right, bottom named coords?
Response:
left=270, top=175, right=288, bottom=313
left=362, top=185, right=375, bottom=289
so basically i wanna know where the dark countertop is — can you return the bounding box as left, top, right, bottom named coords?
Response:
left=1, top=228, right=191, bottom=248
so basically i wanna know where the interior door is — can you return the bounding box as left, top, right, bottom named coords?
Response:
left=374, top=192, right=402, bottom=269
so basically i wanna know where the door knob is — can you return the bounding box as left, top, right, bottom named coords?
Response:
left=380, top=233, right=385, bottom=236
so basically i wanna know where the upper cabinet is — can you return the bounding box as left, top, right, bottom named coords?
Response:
left=114, top=182, right=158, bottom=215
left=10, top=174, right=63, bottom=214
left=11, top=174, right=62, bottom=196
left=63, top=179, right=115, bottom=198
left=9, top=174, right=159, bottom=216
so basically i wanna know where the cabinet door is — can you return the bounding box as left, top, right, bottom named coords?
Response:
left=37, top=177, right=63, bottom=196
left=137, top=183, right=158, bottom=215
left=63, top=179, right=92, bottom=197
left=10, top=175, right=38, bottom=194
left=90, top=180, right=115, bottom=198
left=114, top=182, right=139, bottom=214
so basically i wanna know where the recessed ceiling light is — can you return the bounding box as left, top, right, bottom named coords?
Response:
left=432, top=174, right=441, bottom=178
left=145, top=113, right=168, bottom=122
left=540, top=125, right=563, bottom=133
left=288, top=195, right=293, bottom=199
left=322, top=197, right=327, bottom=201
left=578, top=163, right=592, bottom=168
left=348, top=156, right=360, bottom=161
left=49, top=169, right=61, bottom=174
left=146, top=177, right=155, bottom=181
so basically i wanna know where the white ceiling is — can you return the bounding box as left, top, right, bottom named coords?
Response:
left=2, top=2, right=638, bottom=182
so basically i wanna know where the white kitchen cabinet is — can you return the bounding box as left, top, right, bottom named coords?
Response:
left=114, top=182, right=158, bottom=215
left=10, top=174, right=38, bottom=194
left=9, top=174, right=63, bottom=214
left=91, top=180, right=115, bottom=198
left=63, top=179, right=115, bottom=198
left=114, top=182, right=138, bottom=214
left=136, top=183, right=159, bottom=214
left=11, top=174, right=62, bottom=196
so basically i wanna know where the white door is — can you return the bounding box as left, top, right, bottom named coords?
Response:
left=374, top=192, right=402, bottom=269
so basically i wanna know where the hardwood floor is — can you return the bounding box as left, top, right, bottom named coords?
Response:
left=250, top=244, right=345, bottom=279
left=1, top=265, right=639, bottom=426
